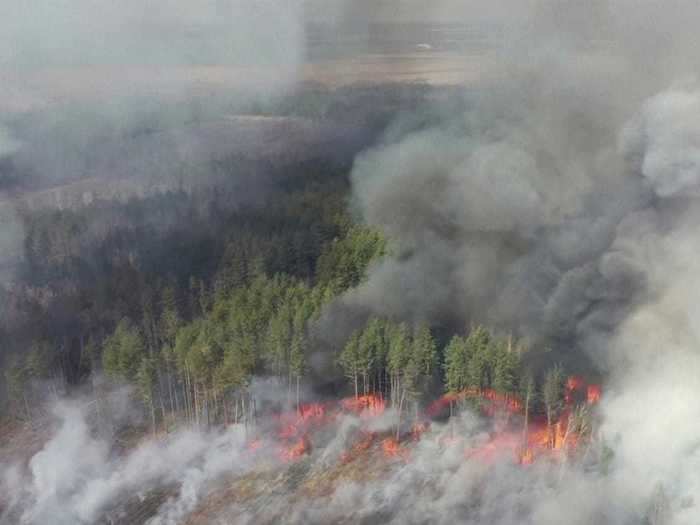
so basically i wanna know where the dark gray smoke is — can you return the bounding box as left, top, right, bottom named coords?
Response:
left=337, top=1, right=700, bottom=359
left=305, top=1, right=700, bottom=522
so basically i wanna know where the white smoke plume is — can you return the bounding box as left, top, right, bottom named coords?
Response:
left=622, top=87, right=700, bottom=198
left=0, top=397, right=262, bottom=525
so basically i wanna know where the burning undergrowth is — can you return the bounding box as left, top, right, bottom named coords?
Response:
left=1, top=378, right=606, bottom=525
left=183, top=383, right=609, bottom=525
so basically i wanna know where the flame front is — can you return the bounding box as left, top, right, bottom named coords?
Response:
left=245, top=381, right=601, bottom=468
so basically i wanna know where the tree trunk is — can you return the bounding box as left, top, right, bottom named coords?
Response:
left=150, top=399, right=156, bottom=438
left=23, top=391, right=32, bottom=425
left=167, top=365, right=176, bottom=418
left=184, top=370, right=191, bottom=424
left=205, top=388, right=210, bottom=430
left=522, top=391, right=530, bottom=448
left=252, top=396, right=257, bottom=426
left=223, top=392, right=229, bottom=426
left=158, top=372, right=167, bottom=433
left=213, top=387, right=219, bottom=426
left=396, top=389, right=405, bottom=442
left=194, top=381, right=200, bottom=428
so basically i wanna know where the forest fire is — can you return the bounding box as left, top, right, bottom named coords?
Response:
left=565, top=376, right=585, bottom=404
left=248, top=378, right=601, bottom=468
left=341, top=431, right=375, bottom=464
left=426, top=388, right=523, bottom=418
left=340, top=394, right=386, bottom=417
left=382, top=437, right=408, bottom=459
left=422, top=377, right=603, bottom=465
left=587, top=385, right=602, bottom=404
left=277, top=402, right=327, bottom=439
left=280, top=435, right=311, bottom=462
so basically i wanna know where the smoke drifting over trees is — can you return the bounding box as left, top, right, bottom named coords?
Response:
left=2, top=0, right=700, bottom=524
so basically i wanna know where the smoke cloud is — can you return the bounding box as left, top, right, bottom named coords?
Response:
left=336, top=1, right=700, bottom=354
left=1, top=397, right=262, bottom=525
left=223, top=2, right=694, bottom=524
left=304, top=1, right=700, bottom=523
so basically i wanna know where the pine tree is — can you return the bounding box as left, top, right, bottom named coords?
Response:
left=103, top=318, right=146, bottom=381
left=519, top=371, right=535, bottom=446
left=466, top=326, right=491, bottom=392
left=492, top=340, right=519, bottom=396
left=356, top=320, right=380, bottom=395
left=543, top=364, right=565, bottom=448
left=264, top=308, right=291, bottom=379
left=412, top=323, right=437, bottom=378
left=160, top=286, right=182, bottom=348
left=387, top=322, right=411, bottom=406
left=444, top=335, right=469, bottom=393
left=5, top=354, right=30, bottom=421
left=289, top=330, right=306, bottom=411
left=136, top=357, right=158, bottom=436
left=338, top=332, right=362, bottom=398
left=406, top=323, right=437, bottom=421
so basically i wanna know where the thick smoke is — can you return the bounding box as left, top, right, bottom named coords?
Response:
left=273, top=198, right=700, bottom=524
left=0, top=396, right=262, bottom=525
left=304, top=0, right=700, bottom=523
left=622, top=88, right=700, bottom=198
left=337, top=1, right=700, bottom=354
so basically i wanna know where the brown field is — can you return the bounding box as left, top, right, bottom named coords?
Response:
left=0, top=50, right=499, bottom=114
left=304, top=52, right=500, bottom=87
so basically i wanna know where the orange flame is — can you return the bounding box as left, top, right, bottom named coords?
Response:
left=280, top=435, right=311, bottom=462
left=340, top=394, right=386, bottom=418
left=427, top=389, right=522, bottom=418
left=518, top=447, right=534, bottom=465
left=587, top=385, right=601, bottom=404
left=382, top=437, right=402, bottom=457
left=247, top=379, right=602, bottom=469
left=565, top=376, right=585, bottom=404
